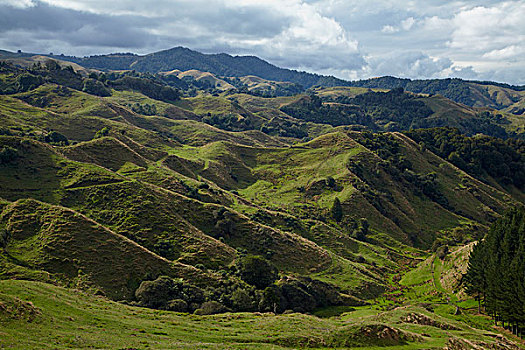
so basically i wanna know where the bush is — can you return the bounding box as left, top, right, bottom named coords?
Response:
left=236, top=255, right=278, bottom=289
left=0, top=228, right=8, bottom=247
left=82, top=78, right=111, bottom=97
left=15, top=73, right=44, bottom=92
left=279, top=281, right=316, bottom=313
left=331, top=198, right=343, bottom=222
left=0, top=146, right=18, bottom=164
left=44, top=131, right=69, bottom=145
left=135, top=276, right=204, bottom=309
left=166, top=299, right=188, bottom=312
left=231, top=288, right=256, bottom=312
left=135, top=276, right=177, bottom=308
left=436, top=245, right=449, bottom=260
left=94, top=127, right=110, bottom=139
left=258, top=286, right=283, bottom=313
left=194, top=301, right=228, bottom=315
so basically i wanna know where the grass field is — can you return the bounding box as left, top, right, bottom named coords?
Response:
left=1, top=278, right=523, bottom=349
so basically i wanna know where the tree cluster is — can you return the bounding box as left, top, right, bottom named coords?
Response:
left=134, top=255, right=354, bottom=315
left=463, top=207, right=525, bottom=337
left=280, top=94, right=376, bottom=128
left=406, top=128, right=525, bottom=189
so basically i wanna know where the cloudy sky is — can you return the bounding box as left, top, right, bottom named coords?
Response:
left=1, top=0, right=524, bottom=84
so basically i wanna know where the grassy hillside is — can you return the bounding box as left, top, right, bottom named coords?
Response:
left=0, top=56, right=524, bottom=348
left=0, top=199, right=209, bottom=300
left=1, top=279, right=523, bottom=349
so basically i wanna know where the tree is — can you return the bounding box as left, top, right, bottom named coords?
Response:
left=44, top=131, right=69, bottom=145
left=82, top=78, right=111, bottom=97
left=331, top=198, right=343, bottom=222
left=353, top=218, right=369, bottom=241
left=236, top=255, right=278, bottom=289
left=0, top=146, right=18, bottom=165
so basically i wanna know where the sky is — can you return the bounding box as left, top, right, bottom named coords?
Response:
left=0, top=0, right=524, bottom=84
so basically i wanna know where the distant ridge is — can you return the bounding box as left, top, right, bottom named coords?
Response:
left=1, top=46, right=524, bottom=111
left=34, top=46, right=349, bottom=89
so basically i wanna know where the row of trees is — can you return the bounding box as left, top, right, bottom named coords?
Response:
left=134, top=255, right=355, bottom=314
left=463, top=207, right=525, bottom=336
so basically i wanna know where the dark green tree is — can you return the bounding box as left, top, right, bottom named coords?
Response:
left=331, top=197, right=343, bottom=222
left=236, top=255, right=278, bottom=289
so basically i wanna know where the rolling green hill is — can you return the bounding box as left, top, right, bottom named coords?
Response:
left=0, top=55, right=524, bottom=348
left=4, top=47, right=525, bottom=114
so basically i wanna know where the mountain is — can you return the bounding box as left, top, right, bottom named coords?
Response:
left=4, top=47, right=525, bottom=114
left=44, top=47, right=350, bottom=88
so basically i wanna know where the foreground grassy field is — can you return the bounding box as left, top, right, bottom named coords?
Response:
left=1, top=279, right=523, bottom=349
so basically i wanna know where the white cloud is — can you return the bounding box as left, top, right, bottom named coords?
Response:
left=364, top=51, right=454, bottom=79
left=381, top=25, right=398, bottom=34
left=0, top=0, right=35, bottom=8
left=381, top=16, right=416, bottom=34
left=447, top=2, right=525, bottom=54
left=401, top=17, right=416, bottom=31
left=482, top=45, right=525, bottom=60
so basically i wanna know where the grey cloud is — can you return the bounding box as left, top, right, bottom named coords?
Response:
left=0, top=0, right=522, bottom=84
left=366, top=51, right=453, bottom=79
left=0, top=2, right=157, bottom=51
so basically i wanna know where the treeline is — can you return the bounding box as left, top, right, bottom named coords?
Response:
left=280, top=88, right=437, bottom=133
left=342, top=88, right=434, bottom=131
left=133, top=255, right=358, bottom=315
left=406, top=128, right=525, bottom=189
left=347, top=76, right=525, bottom=107
left=280, top=94, right=376, bottom=128
left=348, top=77, right=477, bottom=106
left=0, top=61, right=182, bottom=103
left=55, top=46, right=350, bottom=89
left=463, top=207, right=525, bottom=337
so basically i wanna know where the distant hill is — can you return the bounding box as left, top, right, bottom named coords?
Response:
left=3, top=47, right=525, bottom=113
left=346, top=76, right=525, bottom=112
left=0, top=55, right=524, bottom=347
left=43, top=47, right=349, bottom=89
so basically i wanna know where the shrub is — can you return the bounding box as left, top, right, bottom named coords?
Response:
left=279, top=281, right=316, bottom=313
left=194, top=301, right=228, bottom=315
left=135, top=276, right=177, bottom=308
left=258, top=286, right=285, bottom=313
left=44, top=131, right=69, bottom=145
left=94, top=127, right=110, bottom=139
left=331, top=198, right=343, bottom=222
left=236, top=255, right=278, bottom=289
left=135, top=276, right=204, bottom=309
left=231, top=288, right=256, bottom=312
left=0, top=228, right=8, bottom=247
left=0, top=146, right=18, bottom=164
left=166, top=299, right=188, bottom=312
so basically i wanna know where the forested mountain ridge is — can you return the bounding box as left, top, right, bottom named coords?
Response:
left=2, top=47, right=524, bottom=116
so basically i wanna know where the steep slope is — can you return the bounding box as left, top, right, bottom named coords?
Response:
left=0, top=57, right=523, bottom=324
left=0, top=199, right=211, bottom=300
left=166, top=131, right=516, bottom=249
